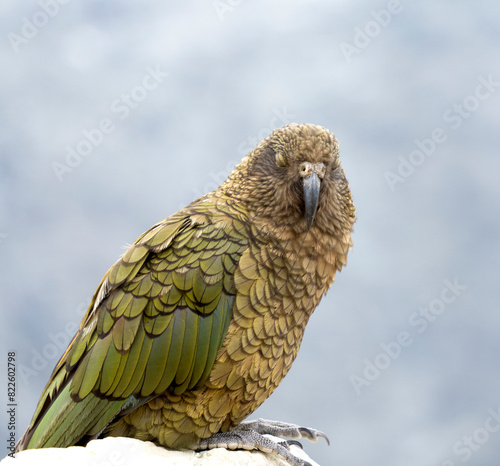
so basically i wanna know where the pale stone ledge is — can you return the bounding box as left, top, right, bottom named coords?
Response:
left=2, top=436, right=320, bottom=465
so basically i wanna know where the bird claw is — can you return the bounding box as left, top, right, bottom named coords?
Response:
left=195, top=431, right=311, bottom=465
left=298, top=426, right=330, bottom=446
left=194, top=419, right=328, bottom=465
left=283, top=439, right=304, bottom=449
left=234, top=418, right=330, bottom=446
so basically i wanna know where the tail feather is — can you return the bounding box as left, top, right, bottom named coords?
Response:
left=16, top=382, right=127, bottom=450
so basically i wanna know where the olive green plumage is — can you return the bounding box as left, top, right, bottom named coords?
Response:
left=17, top=123, right=356, bottom=452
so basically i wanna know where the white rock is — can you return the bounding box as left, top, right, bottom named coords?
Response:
left=1, top=436, right=320, bottom=466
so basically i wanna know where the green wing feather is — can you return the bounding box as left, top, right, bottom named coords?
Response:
left=19, top=202, right=248, bottom=450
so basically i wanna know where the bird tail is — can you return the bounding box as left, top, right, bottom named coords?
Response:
left=16, top=380, right=128, bottom=451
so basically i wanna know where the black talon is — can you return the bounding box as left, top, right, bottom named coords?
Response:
left=286, top=440, right=304, bottom=449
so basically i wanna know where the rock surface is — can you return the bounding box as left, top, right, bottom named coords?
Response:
left=1, top=436, right=320, bottom=465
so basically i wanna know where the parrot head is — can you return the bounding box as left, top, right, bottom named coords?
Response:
left=222, top=123, right=355, bottom=235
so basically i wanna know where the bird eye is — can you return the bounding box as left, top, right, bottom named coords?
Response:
left=275, top=152, right=287, bottom=167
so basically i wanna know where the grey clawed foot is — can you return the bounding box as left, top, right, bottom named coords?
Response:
left=194, top=419, right=329, bottom=466
left=195, top=430, right=312, bottom=466
left=234, top=418, right=330, bottom=445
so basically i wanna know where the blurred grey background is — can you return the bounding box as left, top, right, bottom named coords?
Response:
left=1, top=1, right=499, bottom=465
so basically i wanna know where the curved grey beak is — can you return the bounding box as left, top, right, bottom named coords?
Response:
left=303, top=173, right=320, bottom=230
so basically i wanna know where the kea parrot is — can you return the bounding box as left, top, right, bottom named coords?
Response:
left=16, top=123, right=356, bottom=465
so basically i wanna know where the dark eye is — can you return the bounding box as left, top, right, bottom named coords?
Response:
left=275, top=152, right=286, bottom=167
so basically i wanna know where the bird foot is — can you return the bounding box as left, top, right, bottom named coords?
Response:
left=234, top=418, right=330, bottom=445
left=194, top=418, right=329, bottom=466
